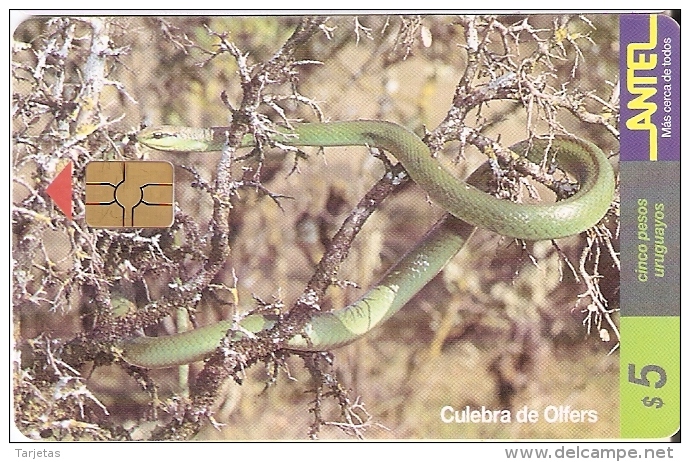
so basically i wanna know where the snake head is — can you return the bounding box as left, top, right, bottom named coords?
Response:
left=136, top=125, right=211, bottom=152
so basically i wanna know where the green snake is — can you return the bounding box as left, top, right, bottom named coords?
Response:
left=124, top=121, right=615, bottom=369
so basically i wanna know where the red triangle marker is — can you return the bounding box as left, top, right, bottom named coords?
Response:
left=46, top=161, right=73, bottom=220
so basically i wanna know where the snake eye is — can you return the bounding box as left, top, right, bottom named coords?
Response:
left=152, top=132, right=166, bottom=139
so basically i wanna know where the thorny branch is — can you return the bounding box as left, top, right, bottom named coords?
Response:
left=426, top=14, right=620, bottom=346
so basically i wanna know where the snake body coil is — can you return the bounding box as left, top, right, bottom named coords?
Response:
left=125, top=121, right=615, bottom=368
